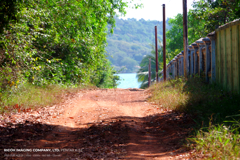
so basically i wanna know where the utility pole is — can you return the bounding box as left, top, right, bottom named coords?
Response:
left=183, top=0, right=188, bottom=78
left=163, top=4, right=166, bottom=81
left=155, top=26, right=159, bottom=82
left=148, top=58, right=151, bottom=87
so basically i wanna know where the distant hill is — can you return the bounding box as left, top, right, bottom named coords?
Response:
left=106, top=17, right=170, bottom=73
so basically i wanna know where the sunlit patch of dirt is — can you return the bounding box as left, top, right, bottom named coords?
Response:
left=0, top=89, right=195, bottom=160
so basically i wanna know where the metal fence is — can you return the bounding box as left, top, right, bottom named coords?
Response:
left=159, top=18, right=240, bottom=94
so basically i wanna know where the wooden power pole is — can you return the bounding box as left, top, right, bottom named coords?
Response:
left=183, top=0, right=188, bottom=78
left=148, top=58, right=151, bottom=87
left=155, top=26, right=159, bottom=82
left=163, top=4, right=166, bottom=81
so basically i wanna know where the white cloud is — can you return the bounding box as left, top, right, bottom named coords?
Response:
left=119, top=0, right=198, bottom=21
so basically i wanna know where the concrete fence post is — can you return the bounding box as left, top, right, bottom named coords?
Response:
left=170, top=61, right=172, bottom=79
left=188, top=49, right=191, bottom=77
left=192, top=43, right=199, bottom=75
left=188, top=45, right=194, bottom=76
left=172, top=59, right=176, bottom=79
left=208, top=32, right=216, bottom=83
left=168, top=64, right=170, bottom=80
left=196, top=38, right=205, bottom=76
left=160, top=71, right=163, bottom=82
left=167, top=64, right=169, bottom=80
left=181, top=51, right=184, bottom=76
left=179, top=52, right=184, bottom=76
left=203, top=37, right=211, bottom=83
left=176, top=54, right=180, bottom=77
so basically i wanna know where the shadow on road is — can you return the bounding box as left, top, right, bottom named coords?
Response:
left=0, top=111, right=194, bottom=159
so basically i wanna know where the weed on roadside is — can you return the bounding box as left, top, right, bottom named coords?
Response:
left=189, top=122, right=240, bottom=159
left=0, top=83, right=94, bottom=114
left=149, top=77, right=240, bottom=159
left=148, top=77, right=188, bottom=111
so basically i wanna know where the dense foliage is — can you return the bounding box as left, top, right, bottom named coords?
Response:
left=166, top=13, right=205, bottom=57
left=106, top=17, right=170, bottom=73
left=0, top=0, right=22, bottom=34
left=0, top=0, right=141, bottom=93
left=191, top=0, right=240, bottom=33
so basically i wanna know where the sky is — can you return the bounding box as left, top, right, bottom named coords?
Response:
left=119, top=0, right=199, bottom=21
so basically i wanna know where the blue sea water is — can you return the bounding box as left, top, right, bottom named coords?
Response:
left=116, top=73, right=141, bottom=89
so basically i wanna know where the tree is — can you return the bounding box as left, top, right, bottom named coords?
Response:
left=0, top=0, right=22, bottom=34
left=137, top=42, right=163, bottom=89
left=166, top=14, right=184, bottom=55
left=166, top=12, right=205, bottom=56
left=0, top=0, right=140, bottom=91
left=191, top=0, right=240, bottom=33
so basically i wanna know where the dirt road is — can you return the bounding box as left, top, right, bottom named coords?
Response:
left=0, top=88, right=193, bottom=159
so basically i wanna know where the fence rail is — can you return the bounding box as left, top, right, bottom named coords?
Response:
left=159, top=18, right=240, bottom=94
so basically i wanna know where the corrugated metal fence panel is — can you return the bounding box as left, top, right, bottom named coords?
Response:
left=216, top=22, right=240, bottom=93
left=158, top=19, right=240, bottom=94
left=238, top=24, right=240, bottom=94
left=232, top=25, right=238, bottom=93
left=226, top=27, right=232, bottom=92
left=222, top=30, right=227, bottom=90
left=216, top=31, right=220, bottom=85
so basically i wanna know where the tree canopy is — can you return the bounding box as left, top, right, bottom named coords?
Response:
left=166, top=12, right=205, bottom=57
left=191, top=0, right=240, bottom=33
left=0, top=0, right=141, bottom=91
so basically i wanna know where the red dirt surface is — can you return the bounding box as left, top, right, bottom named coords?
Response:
left=0, top=88, right=194, bottom=160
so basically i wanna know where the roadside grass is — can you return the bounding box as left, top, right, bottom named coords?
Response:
left=0, top=83, right=96, bottom=114
left=149, top=77, right=240, bottom=159
left=148, top=77, right=188, bottom=111
left=190, top=123, right=240, bottom=159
